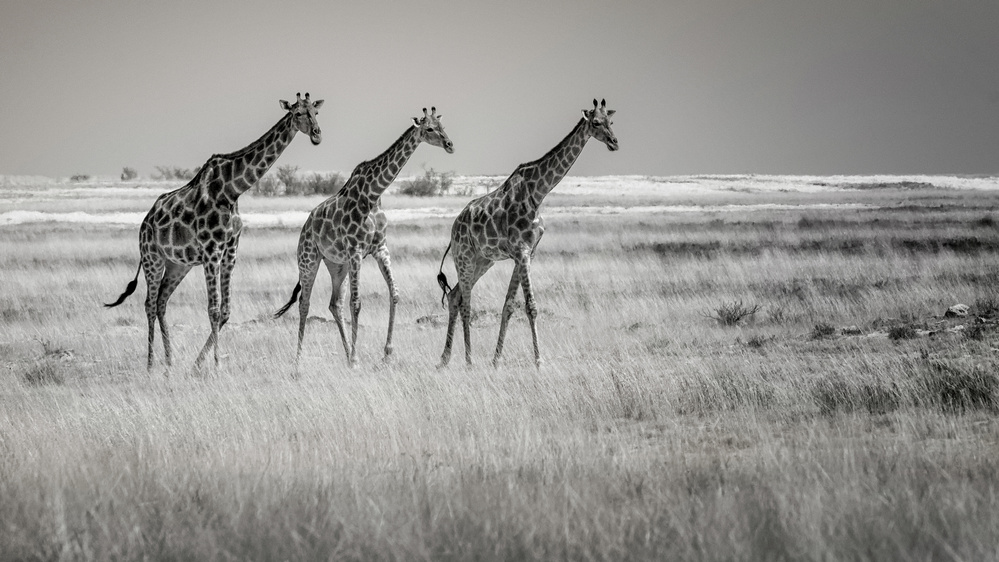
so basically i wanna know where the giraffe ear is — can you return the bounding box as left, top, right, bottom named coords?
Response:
left=312, top=99, right=324, bottom=109
left=413, top=117, right=421, bottom=126
left=582, top=109, right=592, bottom=119
left=280, top=100, right=292, bottom=111
left=606, top=109, right=616, bottom=117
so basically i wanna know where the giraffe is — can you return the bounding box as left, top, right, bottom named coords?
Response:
left=106, top=93, right=324, bottom=370
left=436, top=99, right=618, bottom=368
left=274, top=107, right=454, bottom=367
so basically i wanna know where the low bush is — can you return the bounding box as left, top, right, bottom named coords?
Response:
left=398, top=167, right=455, bottom=197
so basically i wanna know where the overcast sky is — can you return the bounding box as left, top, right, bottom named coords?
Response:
left=1, top=0, right=997, bottom=178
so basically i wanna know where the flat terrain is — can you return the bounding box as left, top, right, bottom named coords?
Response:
left=2, top=175, right=999, bottom=560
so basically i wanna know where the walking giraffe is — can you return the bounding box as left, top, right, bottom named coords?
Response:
left=437, top=99, right=618, bottom=368
left=106, top=93, right=324, bottom=370
left=274, top=107, right=453, bottom=366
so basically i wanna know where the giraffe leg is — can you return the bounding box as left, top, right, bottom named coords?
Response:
left=218, top=233, right=240, bottom=331
left=346, top=254, right=363, bottom=366
left=194, top=257, right=222, bottom=369
left=142, top=255, right=166, bottom=371
left=156, top=261, right=193, bottom=369
left=492, top=262, right=523, bottom=367
left=517, top=252, right=542, bottom=369
left=295, top=258, right=321, bottom=363
left=373, top=245, right=398, bottom=360
left=438, top=285, right=461, bottom=368
left=323, top=259, right=351, bottom=363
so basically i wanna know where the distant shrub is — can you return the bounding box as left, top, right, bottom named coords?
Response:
left=398, top=167, right=455, bottom=197
left=974, top=296, right=999, bottom=318
left=251, top=175, right=282, bottom=197
left=706, top=300, right=760, bottom=327
left=888, top=324, right=918, bottom=341
left=120, top=167, right=139, bottom=181
left=810, top=323, right=836, bottom=340
left=974, top=215, right=996, bottom=228
left=153, top=166, right=198, bottom=181
left=276, top=165, right=302, bottom=194
left=304, top=172, right=345, bottom=195
left=70, top=174, right=90, bottom=182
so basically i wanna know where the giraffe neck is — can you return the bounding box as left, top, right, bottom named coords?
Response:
left=356, top=126, right=422, bottom=205
left=520, top=117, right=590, bottom=208
left=214, top=112, right=299, bottom=204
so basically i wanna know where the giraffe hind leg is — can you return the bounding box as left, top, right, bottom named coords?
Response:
left=324, top=259, right=351, bottom=363
left=438, top=283, right=461, bottom=368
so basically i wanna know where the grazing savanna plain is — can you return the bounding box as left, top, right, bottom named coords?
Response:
left=2, top=174, right=999, bottom=560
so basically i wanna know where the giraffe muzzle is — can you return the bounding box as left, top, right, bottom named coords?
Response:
left=444, top=140, right=454, bottom=154
left=310, top=127, right=322, bottom=145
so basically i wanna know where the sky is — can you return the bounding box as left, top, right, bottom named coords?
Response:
left=1, top=0, right=997, bottom=178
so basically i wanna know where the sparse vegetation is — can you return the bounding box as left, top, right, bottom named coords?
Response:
left=706, top=300, right=760, bottom=326
left=250, top=166, right=345, bottom=196
left=120, top=166, right=139, bottom=181
left=153, top=165, right=198, bottom=181
left=397, top=166, right=455, bottom=196
left=69, top=174, right=90, bottom=182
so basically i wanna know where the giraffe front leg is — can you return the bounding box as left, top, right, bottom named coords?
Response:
left=347, top=254, right=363, bottom=366
left=195, top=257, right=222, bottom=369
left=374, top=246, right=398, bottom=360
left=492, top=263, right=522, bottom=367
left=518, top=253, right=542, bottom=369
left=323, top=260, right=351, bottom=363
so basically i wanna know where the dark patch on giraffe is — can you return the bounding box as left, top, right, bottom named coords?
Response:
left=515, top=217, right=531, bottom=231
left=197, top=229, right=212, bottom=242
left=181, top=209, right=196, bottom=224
left=158, top=228, right=171, bottom=246
left=196, top=199, right=210, bottom=215
left=206, top=210, right=220, bottom=229
left=387, top=162, right=399, bottom=176
left=217, top=160, right=233, bottom=180
left=205, top=178, right=221, bottom=198
left=350, top=207, right=362, bottom=224
left=232, top=158, right=245, bottom=177
left=172, top=223, right=190, bottom=245
left=204, top=240, right=217, bottom=254
left=212, top=228, right=225, bottom=242
left=185, top=247, right=198, bottom=262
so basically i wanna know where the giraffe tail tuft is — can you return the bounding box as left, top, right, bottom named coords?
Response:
left=274, top=282, right=302, bottom=319
left=437, top=242, right=453, bottom=308
left=437, top=273, right=453, bottom=308
left=104, top=263, right=142, bottom=308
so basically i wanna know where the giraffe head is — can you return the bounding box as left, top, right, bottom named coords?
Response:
left=280, top=92, right=324, bottom=145
left=582, top=99, right=618, bottom=151
left=412, top=107, right=455, bottom=154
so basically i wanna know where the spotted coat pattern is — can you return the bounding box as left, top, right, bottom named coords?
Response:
left=275, top=108, right=453, bottom=366
left=107, top=94, right=324, bottom=370
left=438, top=99, right=618, bottom=368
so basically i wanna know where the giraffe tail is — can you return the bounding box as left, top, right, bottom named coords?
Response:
left=104, top=263, right=142, bottom=308
left=274, top=282, right=302, bottom=319
left=437, top=242, right=454, bottom=308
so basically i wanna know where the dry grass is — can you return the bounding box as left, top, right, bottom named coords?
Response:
left=2, top=182, right=999, bottom=559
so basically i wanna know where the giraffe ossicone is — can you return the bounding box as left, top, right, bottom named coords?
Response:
left=105, top=93, right=324, bottom=371
left=274, top=106, right=454, bottom=368
left=437, top=98, right=618, bottom=368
